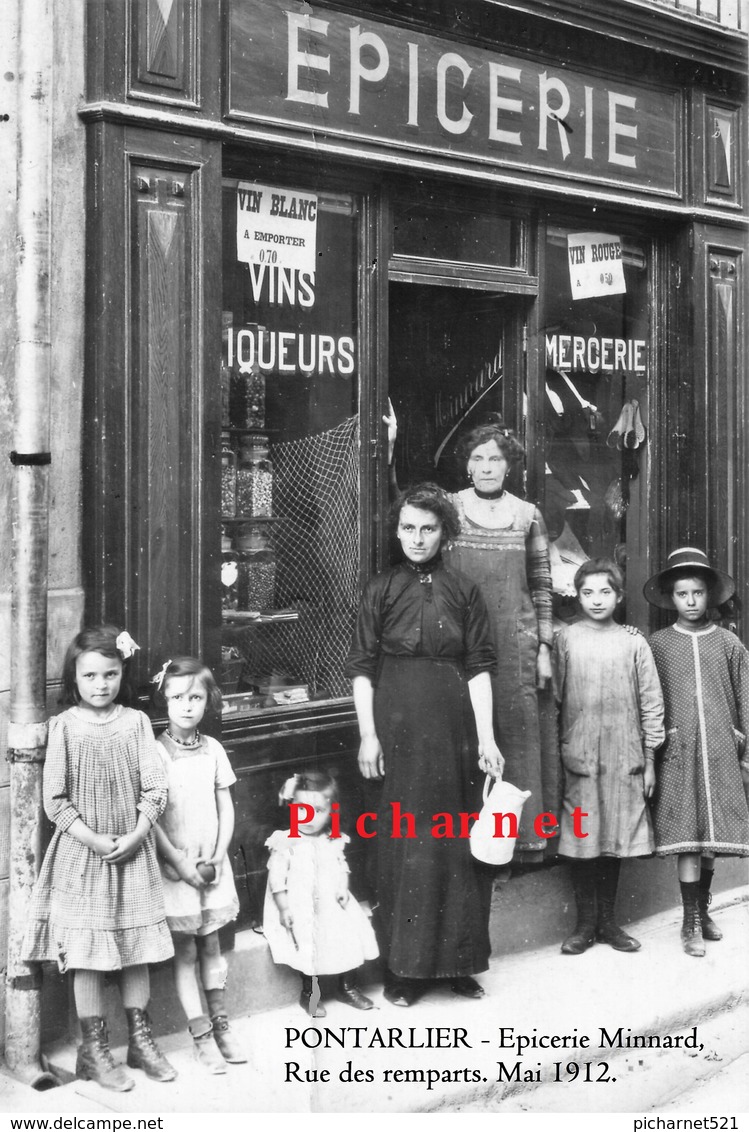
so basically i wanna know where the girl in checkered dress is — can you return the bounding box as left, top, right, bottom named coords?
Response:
left=24, top=626, right=176, bottom=1092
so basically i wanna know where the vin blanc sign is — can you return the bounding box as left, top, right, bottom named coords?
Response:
left=229, top=0, right=681, bottom=196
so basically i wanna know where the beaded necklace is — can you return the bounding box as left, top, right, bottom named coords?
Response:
left=165, top=728, right=201, bottom=747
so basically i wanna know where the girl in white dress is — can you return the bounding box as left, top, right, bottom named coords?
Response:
left=152, top=657, right=243, bottom=1073
left=263, top=769, right=379, bottom=1018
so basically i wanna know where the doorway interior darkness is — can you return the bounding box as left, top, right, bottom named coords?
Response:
left=388, top=282, right=526, bottom=496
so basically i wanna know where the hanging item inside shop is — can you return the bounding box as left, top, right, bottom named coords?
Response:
left=606, top=399, right=646, bottom=449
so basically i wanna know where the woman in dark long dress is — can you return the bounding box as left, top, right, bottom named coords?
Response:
left=385, top=407, right=556, bottom=860
left=347, top=484, right=503, bottom=1006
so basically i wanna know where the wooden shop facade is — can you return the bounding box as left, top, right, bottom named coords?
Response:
left=62, top=0, right=749, bottom=928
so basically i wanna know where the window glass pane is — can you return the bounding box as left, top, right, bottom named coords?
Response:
left=220, top=181, right=360, bottom=716
left=393, top=198, right=520, bottom=268
left=542, top=227, right=650, bottom=623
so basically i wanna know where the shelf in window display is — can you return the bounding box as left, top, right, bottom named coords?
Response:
left=221, top=608, right=299, bottom=623
left=222, top=427, right=280, bottom=435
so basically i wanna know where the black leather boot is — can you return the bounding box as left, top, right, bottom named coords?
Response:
left=561, top=860, right=597, bottom=954
left=680, top=880, right=706, bottom=957
left=126, top=1007, right=177, bottom=1081
left=204, top=987, right=247, bottom=1063
left=335, top=971, right=374, bottom=1010
left=76, top=1016, right=134, bottom=1092
left=698, top=868, right=723, bottom=941
left=595, top=858, right=641, bottom=952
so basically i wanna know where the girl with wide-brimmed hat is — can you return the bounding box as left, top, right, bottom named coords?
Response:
left=645, top=548, right=749, bottom=957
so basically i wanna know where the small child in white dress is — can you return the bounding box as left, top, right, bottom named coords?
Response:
left=264, top=769, right=379, bottom=1018
left=152, top=657, right=243, bottom=1073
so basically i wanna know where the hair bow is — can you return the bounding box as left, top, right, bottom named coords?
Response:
left=278, top=774, right=301, bottom=805
left=115, top=631, right=140, bottom=660
left=150, top=659, right=172, bottom=692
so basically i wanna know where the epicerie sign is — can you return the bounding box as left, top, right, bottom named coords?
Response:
left=567, top=232, right=626, bottom=300
left=236, top=182, right=318, bottom=275
left=229, top=0, right=681, bottom=196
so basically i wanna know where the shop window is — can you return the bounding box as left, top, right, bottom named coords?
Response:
left=220, top=180, right=360, bottom=717
left=542, top=227, right=651, bottom=623
left=392, top=198, right=522, bottom=269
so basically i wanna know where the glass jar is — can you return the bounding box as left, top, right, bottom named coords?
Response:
left=237, top=523, right=276, bottom=611
left=236, top=432, right=273, bottom=517
left=220, top=432, right=237, bottom=518
left=230, top=326, right=266, bottom=429
left=231, top=368, right=266, bottom=431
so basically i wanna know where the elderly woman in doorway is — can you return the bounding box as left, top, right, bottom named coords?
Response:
left=386, top=407, right=555, bottom=860
left=346, top=483, right=503, bottom=1007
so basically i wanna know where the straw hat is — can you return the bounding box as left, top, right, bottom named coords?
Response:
left=643, top=547, right=735, bottom=610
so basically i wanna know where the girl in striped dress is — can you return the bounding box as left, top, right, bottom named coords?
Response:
left=645, top=548, right=749, bottom=956
left=24, top=626, right=175, bottom=1092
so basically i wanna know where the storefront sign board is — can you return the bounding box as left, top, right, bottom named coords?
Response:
left=229, top=0, right=681, bottom=197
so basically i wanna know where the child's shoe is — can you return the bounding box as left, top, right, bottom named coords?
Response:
left=335, top=972, right=374, bottom=1010
left=561, top=920, right=596, bottom=955
left=680, top=881, right=706, bottom=957
left=595, top=916, right=641, bottom=952
left=77, top=1016, right=135, bottom=1092
left=188, top=1015, right=227, bottom=1073
left=204, top=988, right=247, bottom=1064
left=594, top=858, right=641, bottom=952
left=125, top=1007, right=178, bottom=1082
left=698, top=869, right=723, bottom=941
left=561, top=860, right=597, bottom=955
left=300, top=975, right=326, bottom=1018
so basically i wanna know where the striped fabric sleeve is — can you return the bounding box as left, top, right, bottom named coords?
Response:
left=527, top=509, right=554, bottom=648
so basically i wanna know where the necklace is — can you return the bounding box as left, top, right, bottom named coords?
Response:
left=165, top=727, right=200, bottom=747
left=472, top=485, right=506, bottom=513
left=473, top=486, right=505, bottom=501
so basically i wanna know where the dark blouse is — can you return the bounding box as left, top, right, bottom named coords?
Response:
left=346, top=560, right=497, bottom=682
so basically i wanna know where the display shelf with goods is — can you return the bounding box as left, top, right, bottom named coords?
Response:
left=217, top=178, right=361, bottom=719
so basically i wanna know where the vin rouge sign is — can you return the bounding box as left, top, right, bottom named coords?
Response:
left=228, top=0, right=681, bottom=197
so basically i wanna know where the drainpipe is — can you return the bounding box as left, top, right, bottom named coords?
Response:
left=4, top=0, right=58, bottom=1089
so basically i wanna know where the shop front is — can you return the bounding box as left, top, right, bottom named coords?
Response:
left=80, top=0, right=747, bottom=930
